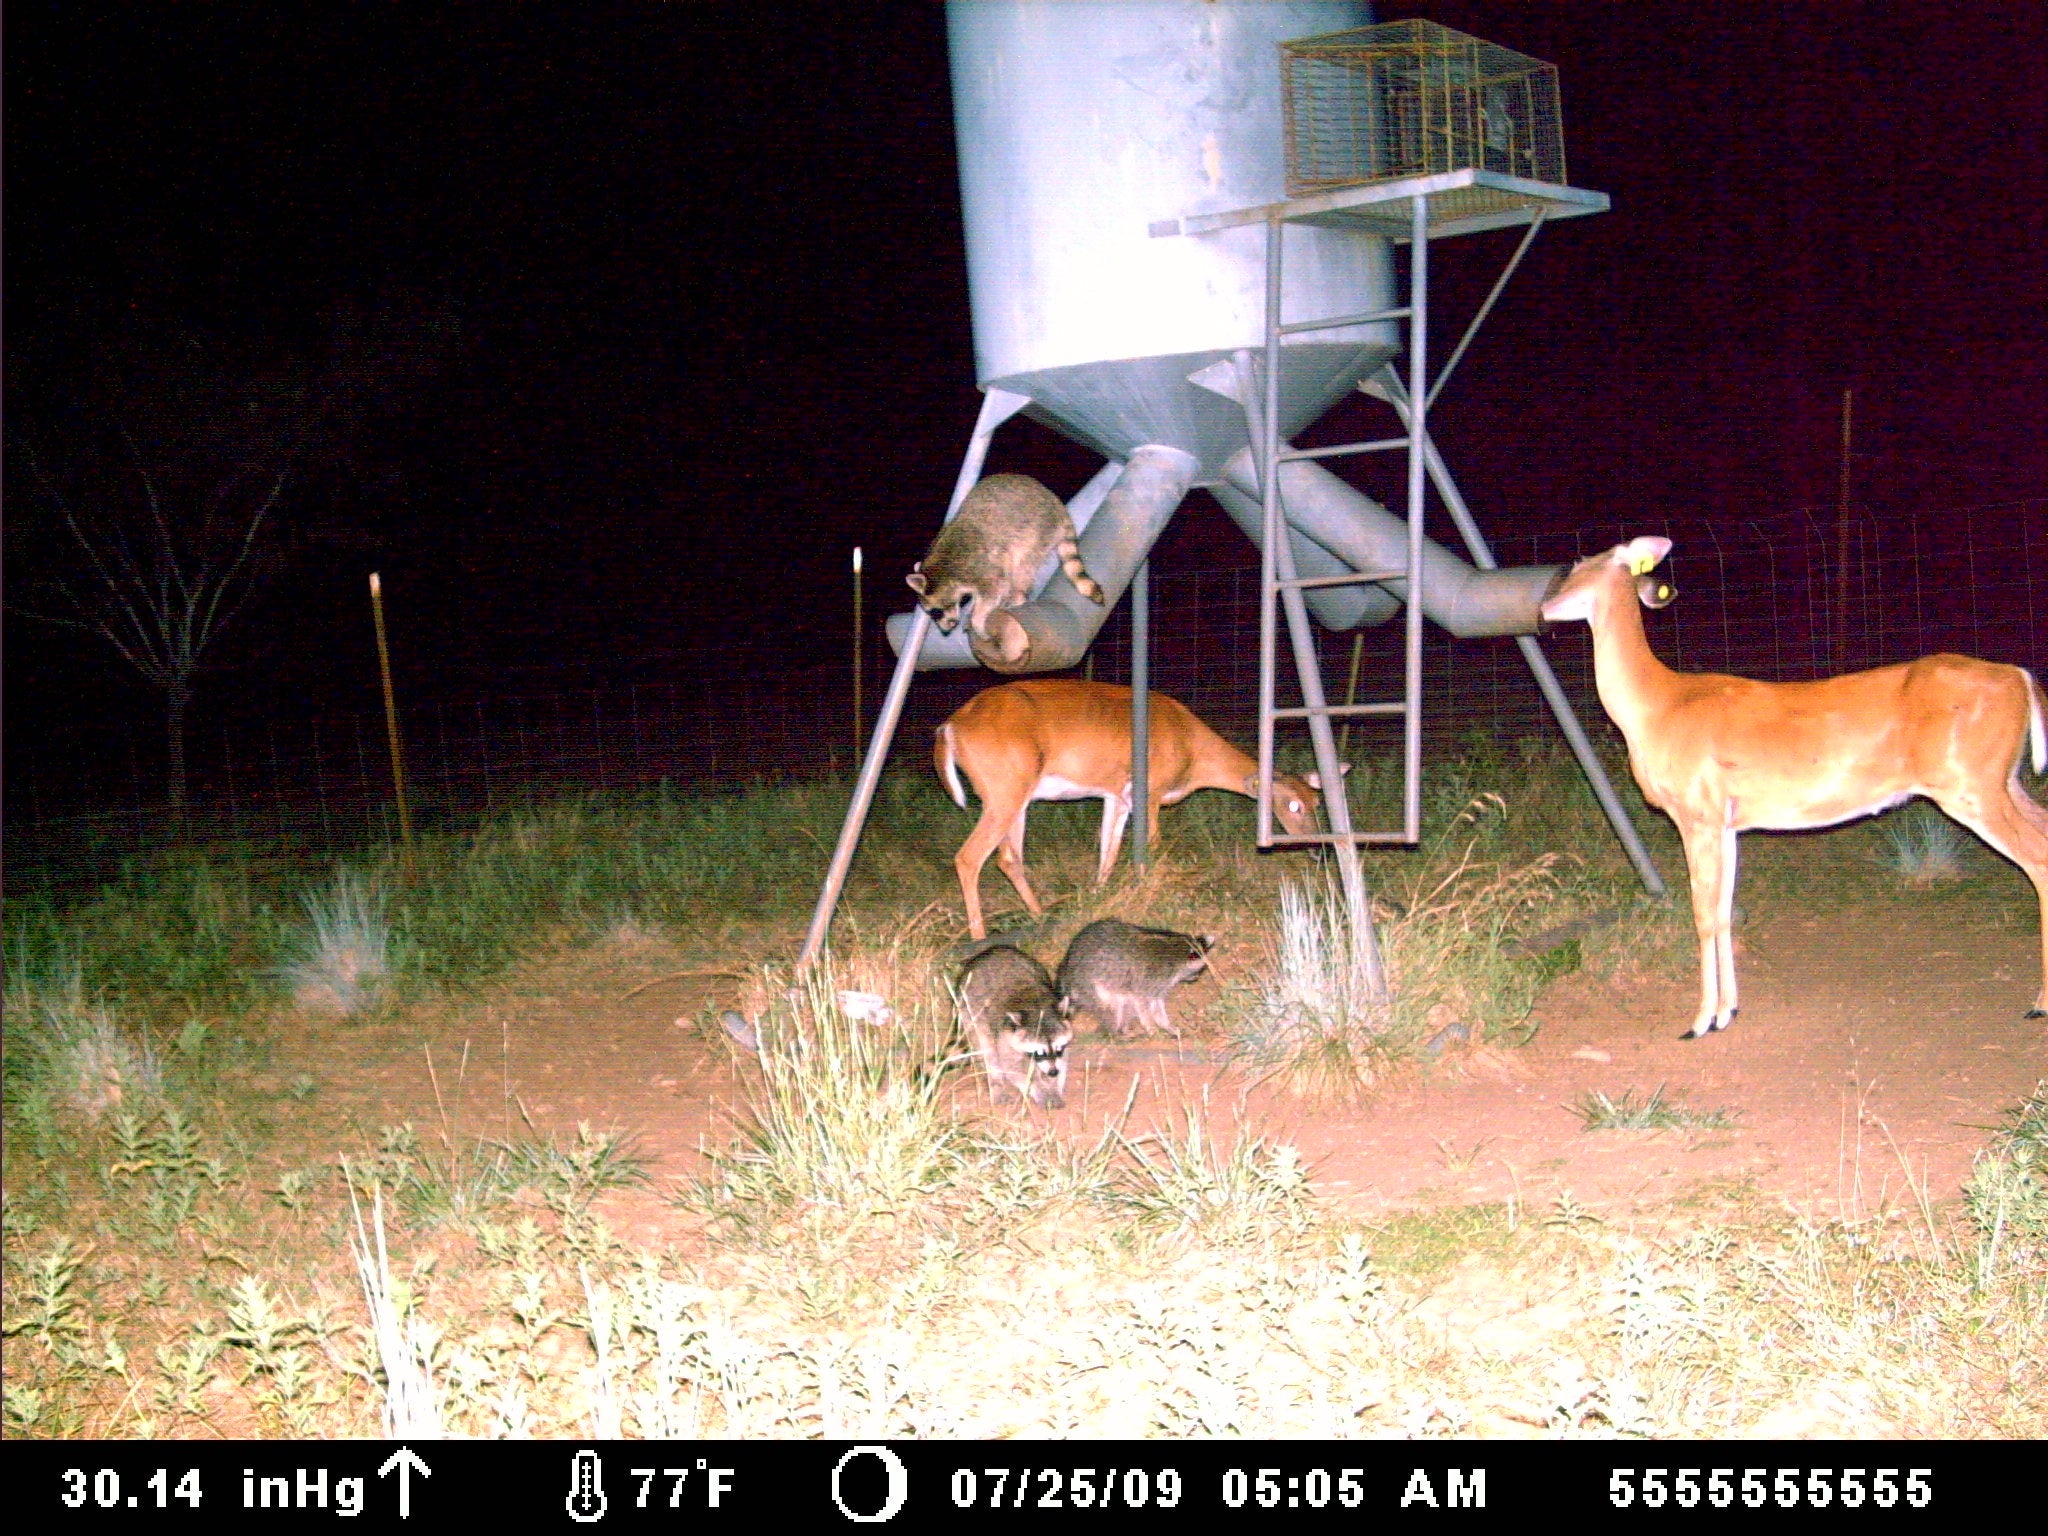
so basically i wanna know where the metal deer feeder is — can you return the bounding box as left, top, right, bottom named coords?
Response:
left=800, top=4, right=1662, bottom=972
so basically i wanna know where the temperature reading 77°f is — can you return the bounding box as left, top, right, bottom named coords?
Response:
left=630, top=1461, right=737, bottom=1510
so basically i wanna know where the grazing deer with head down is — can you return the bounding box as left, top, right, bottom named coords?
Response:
left=1541, top=535, right=2048, bottom=1038
left=934, top=678, right=1332, bottom=940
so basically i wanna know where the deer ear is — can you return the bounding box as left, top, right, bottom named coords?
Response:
left=906, top=567, right=928, bottom=595
left=1621, top=535, right=1672, bottom=575
left=1637, top=574, right=1678, bottom=609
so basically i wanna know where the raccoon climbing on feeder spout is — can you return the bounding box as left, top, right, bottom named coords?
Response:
left=905, top=473, right=1105, bottom=667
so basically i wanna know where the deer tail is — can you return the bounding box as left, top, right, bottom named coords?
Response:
left=2024, top=667, right=2046, bottom=776
left=935, top=722, right=969, bottom=810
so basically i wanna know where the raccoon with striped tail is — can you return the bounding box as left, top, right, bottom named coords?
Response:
left=1056, top=919, right=1214, bottom=1038
left=952, top=944, right=1072, bottom=1108
left=906, top=474, right=1104, bottom=666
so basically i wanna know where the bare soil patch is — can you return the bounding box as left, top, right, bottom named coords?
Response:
left=272, top=875, right=2045, bottom=1237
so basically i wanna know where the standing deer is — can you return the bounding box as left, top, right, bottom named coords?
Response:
left=1541, top=535, right=2048, bottom=1037
left=934, top=679, right=1331, bottom=940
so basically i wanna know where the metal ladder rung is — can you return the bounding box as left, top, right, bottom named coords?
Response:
left=1264, top=830, right=1414, bottom=847
left=1277, top=437, right=1408, bottom=463
left=1279, top=569, right=1406, bottom=591
left=1271, top=701, right=1405, bottom=721
left=1278, top=305, right=1411, bottom=336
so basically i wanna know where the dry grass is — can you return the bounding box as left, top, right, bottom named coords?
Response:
left=6, top=760, right=2042, bottom=1439
left=9, top=1136, right=2040, bottom=1437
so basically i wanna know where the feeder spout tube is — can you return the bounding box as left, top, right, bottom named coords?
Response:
left=1220, top=448, right=1559, bottom=638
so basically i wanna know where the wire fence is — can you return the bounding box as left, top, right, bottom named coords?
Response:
left=6, top=498, right=2039, bottom=873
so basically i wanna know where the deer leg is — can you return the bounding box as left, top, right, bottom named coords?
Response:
left=1095, top=792, right=1132, bottom=884
left=954, top=820, right=998, bottom=942
left=1676, top=817, right=1737, bottom=1038
left=990, top=804, right=1045, bottom=923
left=955, top=800, right=1028, bottom=941
left=1937, top=777, right=2048, bottom=1017
left=2018, top=780, right=2048, bottom=1016
left=1712, top=820, right=1742, bottom=1031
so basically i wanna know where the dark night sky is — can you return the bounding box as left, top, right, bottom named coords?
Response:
left=5, top=2, right=2044, bottom=782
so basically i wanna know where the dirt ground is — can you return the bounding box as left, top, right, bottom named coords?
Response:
left=273, top=871, right=2046, bottom=1243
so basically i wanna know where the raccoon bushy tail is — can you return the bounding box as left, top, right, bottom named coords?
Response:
left=1057, top=538, right=1106, bottom=606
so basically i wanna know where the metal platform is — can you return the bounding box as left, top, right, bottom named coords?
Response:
left=1149, top=167, right=1610, bottom=244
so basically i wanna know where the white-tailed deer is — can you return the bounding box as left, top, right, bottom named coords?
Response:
left=1542, top=535, right=2048, bottom=1037
left=934, top=679, right=1330, bottom=940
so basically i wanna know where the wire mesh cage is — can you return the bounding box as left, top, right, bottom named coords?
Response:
left=1282, top=19, right=1566, bottom=198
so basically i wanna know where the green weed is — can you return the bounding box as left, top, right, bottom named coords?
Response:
left=687, top=968, right=972, bottom=1245
left=1101, top=1105, right=1316, bottom=1247
left=1571, top=1085, right=1741, bottom=1133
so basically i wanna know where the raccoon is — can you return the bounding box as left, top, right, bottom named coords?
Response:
left=954, top=944, right=1072, bottom=1109
left=906, top=474, right=1105, bottom=664
left=1056, top=919, right=1214, bottom=1038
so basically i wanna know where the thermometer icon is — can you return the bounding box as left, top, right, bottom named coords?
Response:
left=566, top=1449, right=607, bottom=1522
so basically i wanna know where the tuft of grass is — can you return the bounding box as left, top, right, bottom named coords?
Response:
left=280, top=869, right=395, bottom=1018
left=3, top=943, right=164, bottom=1130
left=504, top=1122, right=655, bottom=1216
left=1873, top=799, right=1973, bottom=886
left=688, top=967, right=972, bottom=1244
left=1228, top=874, right=1391, bottom=1101
left=348, top=1184, right=445, bottom=1438
left=1571, top=1084, right=1741, bottom=1132
left=1962, top=1082, right=2047, bottom=1287
left=54, top=1007, right=165, bottom=1125
left=332, top=1118, right=653, bottom=1263
left=1101, top=1104, right=1316, bottom=1247
left=1229, top=794, right=1588, bottom=1098
left=1377, top=796, right=1582, bottom=1044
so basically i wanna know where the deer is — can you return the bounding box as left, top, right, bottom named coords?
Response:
left=933, top=678, right=1333, bottom=940
left=1541, top=535, right=2048, bottom=1038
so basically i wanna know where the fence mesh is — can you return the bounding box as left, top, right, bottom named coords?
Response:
left=6, top=500, right=2039, bottom=872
